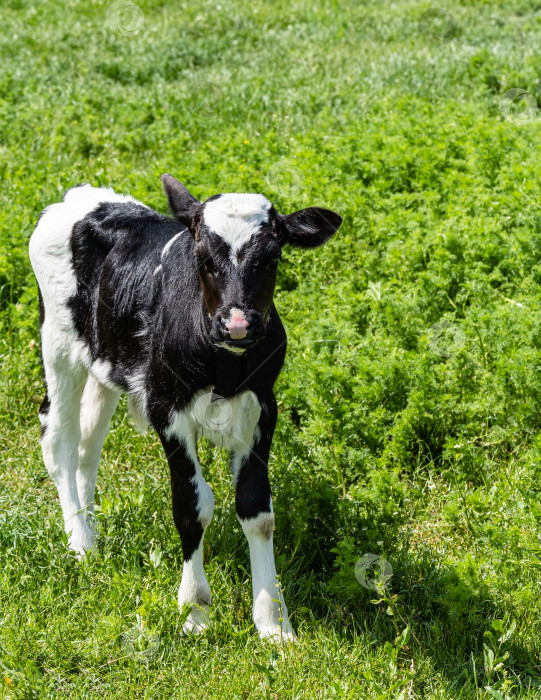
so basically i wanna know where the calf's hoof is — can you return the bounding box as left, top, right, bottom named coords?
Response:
left=258, top=622, right=297, bottom=644
left=180, top=602, right=211, bottom=635
left=67, top=520, right=96, bottom=559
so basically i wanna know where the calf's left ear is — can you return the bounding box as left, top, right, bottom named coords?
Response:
left=278, top=207, right=342, bottom=249
left=161, top=174, right=200, bottom=226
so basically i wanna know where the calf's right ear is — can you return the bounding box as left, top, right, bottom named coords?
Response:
left=278, top=207, right=342, bottom=248
left=161, top=174, right=200, bottom=226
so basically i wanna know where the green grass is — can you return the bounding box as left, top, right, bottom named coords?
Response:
left=2, top=0, right=541, bottom=697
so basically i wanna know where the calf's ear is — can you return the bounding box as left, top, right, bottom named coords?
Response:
left=278, top=207, right=342, bottom=248
left=161, top=174, right=199, bottom=226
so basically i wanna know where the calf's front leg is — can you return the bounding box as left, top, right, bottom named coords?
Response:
left=159, top=431, right=214, bottom=634
left=233, top=396, right=296, bottom=642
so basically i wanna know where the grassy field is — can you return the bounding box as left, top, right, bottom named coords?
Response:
left=2, top=0, right=541, bottom=697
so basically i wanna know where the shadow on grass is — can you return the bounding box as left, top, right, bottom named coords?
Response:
left=208, top=479, right=541, bottom=695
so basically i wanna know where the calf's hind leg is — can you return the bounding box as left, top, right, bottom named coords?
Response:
left=77, top=375, right=120, bottom=529
left=40, top=355, right=93, bottom=556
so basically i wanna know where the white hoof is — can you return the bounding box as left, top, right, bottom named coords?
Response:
left=181, top=603, right=211, bottom=635
left=84, top=511, right=100, bottom=536
left=67, top=518, right=96, bottom=558
left=258, top=622, right=297, bottom=644
left=70, top=538, right=96, bottom=560
left=253, top=590, right=296, bottom=643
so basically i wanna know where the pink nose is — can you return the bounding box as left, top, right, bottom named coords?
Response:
left=225, top=316, right=249, bottom=340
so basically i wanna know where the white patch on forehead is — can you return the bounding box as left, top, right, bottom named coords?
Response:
left=203, top=194, right=271, bottom=262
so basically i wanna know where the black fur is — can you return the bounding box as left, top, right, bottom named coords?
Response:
left=38, top=393, right=50, bottom=438
left=235, top=396, right=277, bottom=520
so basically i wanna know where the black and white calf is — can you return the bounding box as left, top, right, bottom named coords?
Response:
left=29, top=174, right=342, bottom=641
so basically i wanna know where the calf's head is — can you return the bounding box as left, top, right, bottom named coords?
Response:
left=162, top=174, right=342, bottom=353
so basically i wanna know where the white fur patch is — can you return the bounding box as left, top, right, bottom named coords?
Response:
left=89, top=357, right=114, bottom=387
left=166, top=389, right=261, bottom=454
left=71, top=339, right=92, bottom=368
left=203, top=194, right=271, bottom=263
left=161, top=231, right=184, bottom=259
left=127, top=395, right=149, bottom=433
left=126, top=371, right=149, bottom=432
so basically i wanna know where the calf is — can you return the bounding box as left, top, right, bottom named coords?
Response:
left=29, top=174, right=342, bottom=641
